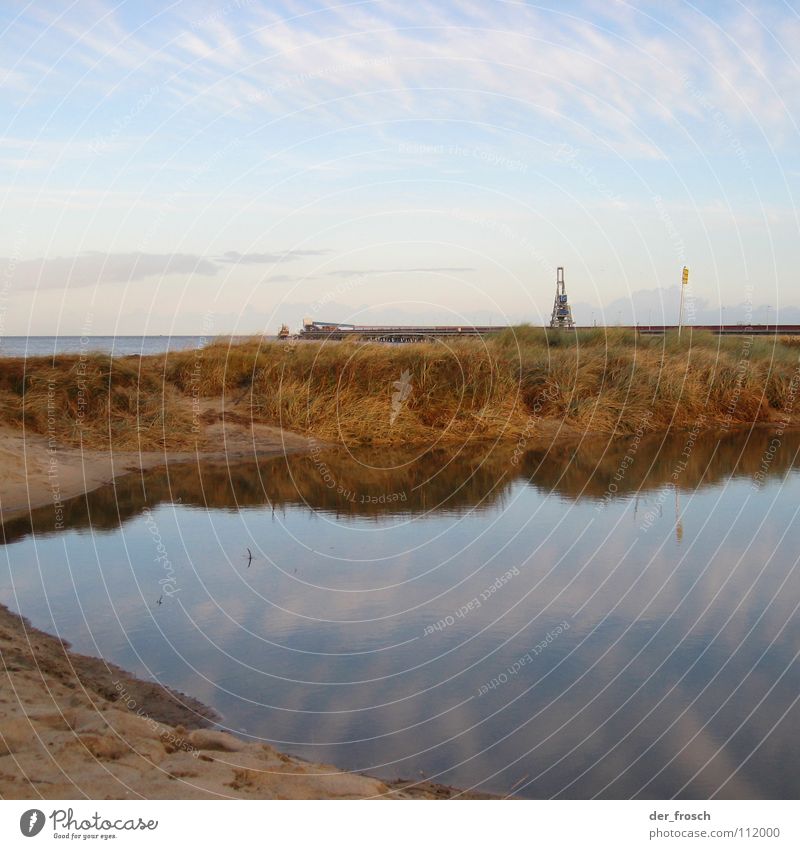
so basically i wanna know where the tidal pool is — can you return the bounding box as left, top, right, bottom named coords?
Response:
left=2, top=428, right=799, bottom=798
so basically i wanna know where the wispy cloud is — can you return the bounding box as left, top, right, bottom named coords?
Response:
left=4, top=253, right=218, bottom=291
left=325, top=267, right=474, bottom=277
left=9, top=1, right=799, bottom=158
left=3, top=250, right=330, bottom=291
left=215, top=249, right=332, bottom=265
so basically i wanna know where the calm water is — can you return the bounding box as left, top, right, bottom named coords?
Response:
left=0, top=335, right=263, bottom=358
left=2, top=429, right=800, bottom=798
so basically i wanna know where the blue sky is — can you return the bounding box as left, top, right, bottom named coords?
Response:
left=1, top=0, right=798, bottom=334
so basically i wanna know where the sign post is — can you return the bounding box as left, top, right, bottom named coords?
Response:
left=678, top=266, right=689, bottom=338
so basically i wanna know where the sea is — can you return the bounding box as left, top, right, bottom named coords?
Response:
left=0, top=336, right=271, bottom=358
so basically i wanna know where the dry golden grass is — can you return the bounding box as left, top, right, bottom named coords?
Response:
left=0, top=353, right=193, bottom=450
left=2, top=327, right=798, bottom=450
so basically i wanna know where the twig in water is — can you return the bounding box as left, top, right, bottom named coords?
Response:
left=509, top=774, right=529, bottom=792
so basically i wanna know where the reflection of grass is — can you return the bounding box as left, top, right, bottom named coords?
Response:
left=5, top=428, right=799, bottom=545
left=2, top=328, right=799, bottom=449
left=519, top=427, right=800, bottom=499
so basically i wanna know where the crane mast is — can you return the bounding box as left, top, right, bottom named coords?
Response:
left=549, top=266, right=575, bottom=329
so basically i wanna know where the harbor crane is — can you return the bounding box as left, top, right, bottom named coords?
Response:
left=549, top=266, right=575, bottom=329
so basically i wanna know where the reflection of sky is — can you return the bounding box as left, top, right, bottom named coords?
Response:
left=2, top=439, right=800, bottom=798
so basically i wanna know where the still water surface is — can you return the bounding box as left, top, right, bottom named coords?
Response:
left=2, top=429, right=799, bottom=798
left=0, top=335, right=213, bottom=358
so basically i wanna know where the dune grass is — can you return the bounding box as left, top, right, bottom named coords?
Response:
left=1, top=326, right=798, bottom=451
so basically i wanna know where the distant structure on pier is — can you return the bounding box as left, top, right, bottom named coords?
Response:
left=549, top=266, right=575, bottom=329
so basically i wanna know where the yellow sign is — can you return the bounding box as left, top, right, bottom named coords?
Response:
left=682, top=266, right=689, bottom=285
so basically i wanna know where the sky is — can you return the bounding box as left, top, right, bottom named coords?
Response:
left=1, top=0, right=799, bottom=335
